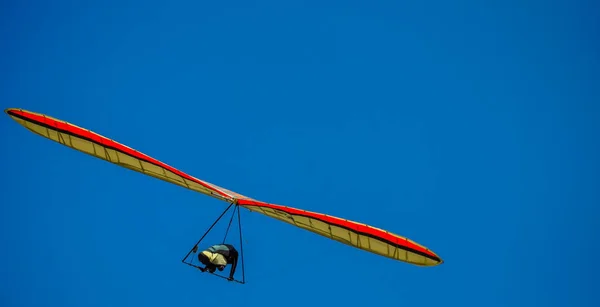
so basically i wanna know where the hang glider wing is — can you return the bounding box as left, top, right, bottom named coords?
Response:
left=5, top=108, right=443, bottom=266
left=237, top=199, right=442, bottom=266
left=4, top=108, right=248, bottom=203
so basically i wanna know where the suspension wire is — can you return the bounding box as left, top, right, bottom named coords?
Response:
left=237, top=204, right=246, bottom=283
left=181, top=202, right=234, bottom=263
left=222, top=205, right=237, bottom=243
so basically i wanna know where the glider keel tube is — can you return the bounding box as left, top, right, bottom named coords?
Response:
left=237, top=199, right=443, bottom=266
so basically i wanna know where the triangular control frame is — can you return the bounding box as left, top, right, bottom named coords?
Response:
left=181, top=202, right=246, bottom=284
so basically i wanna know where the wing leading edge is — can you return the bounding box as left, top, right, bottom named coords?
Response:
left=5, top=108, right=443, bottom=266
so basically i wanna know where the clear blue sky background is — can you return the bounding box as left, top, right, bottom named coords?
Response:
left=1, top=1, right=598, bottom=306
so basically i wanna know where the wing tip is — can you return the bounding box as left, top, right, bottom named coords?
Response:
left=5, top=108, right=25, bottom=121
left=427, top=250, right=444, bottom=266
left=5, top=108, right=18, bottom=115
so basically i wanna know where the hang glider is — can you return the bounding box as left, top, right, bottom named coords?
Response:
left=5, top=108, right=443, bottom=267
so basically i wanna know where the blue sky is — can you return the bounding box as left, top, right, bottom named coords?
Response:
left=1, top=1, right=598, bottom=306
